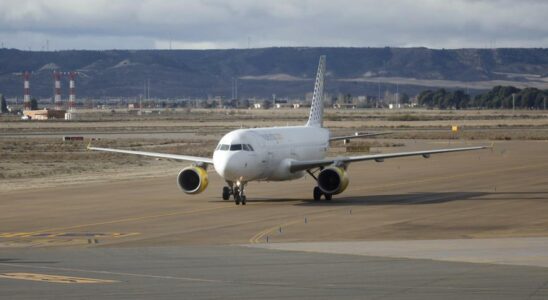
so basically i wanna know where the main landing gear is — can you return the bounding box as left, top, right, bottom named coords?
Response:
left=313, top=186, right=332, bottom=201
left=308, top=169, right=332, bottom=201
left=222, top=181, right=247, bottom=205
left=222, top=186, right=231, bottom=200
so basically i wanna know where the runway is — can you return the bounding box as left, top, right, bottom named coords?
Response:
left=1, top=140, right=547, bottom=298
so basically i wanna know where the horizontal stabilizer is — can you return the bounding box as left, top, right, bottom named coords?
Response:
left=329, top=132, right=392, bottom=142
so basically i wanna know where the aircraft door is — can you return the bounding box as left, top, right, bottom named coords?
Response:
left=262, top=151, right=274, bottom=178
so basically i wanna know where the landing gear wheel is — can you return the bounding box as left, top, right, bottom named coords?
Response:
left=313, top=187, right=322, bottom=201
left=235, top=194, right=241, bottom=205
left=234, top=186, right=240, bottom=205
left=233, top=182, right=247, bottom=206
left=324, top=193, right=332, bottom=201
left=222, top=186, right=231, bottom=200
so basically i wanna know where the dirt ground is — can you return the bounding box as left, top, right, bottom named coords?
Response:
left=0, top=139, right=546, bottom=248
left=1, top=108, right=546, bottom=192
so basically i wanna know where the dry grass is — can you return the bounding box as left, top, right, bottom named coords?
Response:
left=1, top=108, right=546, bottom=190
left=0, top=137, right=217, bottom=181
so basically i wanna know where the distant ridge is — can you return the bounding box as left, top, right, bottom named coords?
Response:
left=0, top=47, right=546, bottom=98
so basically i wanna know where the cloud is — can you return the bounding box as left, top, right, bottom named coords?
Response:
left=0, top=0, right=546, bottom=50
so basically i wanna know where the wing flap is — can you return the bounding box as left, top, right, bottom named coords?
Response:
left=289, top=159, right=334, bottom=173
left=88, top=146, right=214, bottom=164
left=290, top=146, right=486, bottom=173
left=343, top=146, right=486, bottom=163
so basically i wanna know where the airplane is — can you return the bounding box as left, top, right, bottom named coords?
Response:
left=89, top=56, right=487, bottom=205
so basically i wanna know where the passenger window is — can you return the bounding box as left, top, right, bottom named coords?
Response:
left=230, top=144, right=242, bottom=151
left=220, top=144, right=229, bottom=151
left=242, top=144, right=250, bottom=151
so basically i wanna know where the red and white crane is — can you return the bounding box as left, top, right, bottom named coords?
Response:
left=23, top=71, right=31, bottom=110
left=53, top=71, right=63, bottom=110
left=68, top=72, right=77, bottom=111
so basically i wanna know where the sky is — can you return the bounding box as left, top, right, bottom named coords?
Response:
left=0, top=0, right=547, bottom=50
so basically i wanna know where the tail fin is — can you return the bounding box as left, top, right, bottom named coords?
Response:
left=306, top=55, right=326, bottom=127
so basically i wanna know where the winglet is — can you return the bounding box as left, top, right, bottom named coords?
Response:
left=87, top=139, right=92, bottom=150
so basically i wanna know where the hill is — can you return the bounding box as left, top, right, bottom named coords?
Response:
left=0, top=47, right=547, bottom=99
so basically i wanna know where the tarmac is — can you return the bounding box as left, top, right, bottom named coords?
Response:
left=1, top=245, right=547, bottom=299
left=250, top=237, right=548, bottom=268
left=0, top=139, right=547, bottom=299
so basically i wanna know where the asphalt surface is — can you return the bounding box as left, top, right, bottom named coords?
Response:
left=251, top=237, right=548, bottom=268
left=1, top=245, right=548, bottom=300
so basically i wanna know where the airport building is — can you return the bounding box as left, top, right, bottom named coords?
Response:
left=22, top=108, right=66, bottom=120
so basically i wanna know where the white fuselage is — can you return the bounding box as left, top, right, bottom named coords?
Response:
left=213, top=126, right=329, bottom=182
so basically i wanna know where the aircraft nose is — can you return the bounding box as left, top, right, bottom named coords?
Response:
left=215, top=153, right=240, bottom=180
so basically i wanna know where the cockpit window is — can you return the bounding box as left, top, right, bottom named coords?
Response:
left=230, top=144, right=242, bottom=151
left=242, top=144, right=255, bottom=151
left=217, top=144, right=253, bottom=151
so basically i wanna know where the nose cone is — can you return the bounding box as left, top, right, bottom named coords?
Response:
left=214, top=151, right=262, bottom=181
left=214, top=152, right=240, bottom=180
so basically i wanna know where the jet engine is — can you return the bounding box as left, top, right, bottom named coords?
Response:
left=317, top=166, right=349, bottom=195
left=177, top=166, right=209, bottom=194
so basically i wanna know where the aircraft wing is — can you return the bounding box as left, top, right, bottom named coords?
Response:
left=88, top=146, right=214, bottom=164
left=289, top=146, right=487, bottom=173
left=329, top=132, right=391, bottom=142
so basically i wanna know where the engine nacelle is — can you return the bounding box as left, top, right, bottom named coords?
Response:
left=177, top=166, right=209, bottom=194
left=317, top=166, right=349, bottom=195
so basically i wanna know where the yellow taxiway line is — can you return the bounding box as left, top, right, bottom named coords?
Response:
left=0, top=272, right=118, bottom=284
left=249, top=220, right=302, bottom=244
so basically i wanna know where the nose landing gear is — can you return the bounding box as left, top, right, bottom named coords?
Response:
left=222, top=181, right=247, bottom=205
left=234, top=181, right=247, bottom=205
